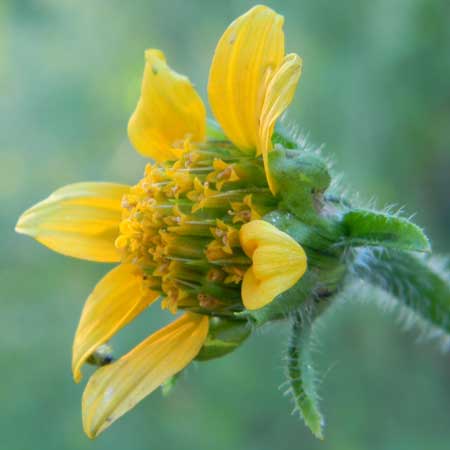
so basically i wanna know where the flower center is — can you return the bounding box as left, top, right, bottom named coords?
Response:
left=115, top=141, right=276, bottom=315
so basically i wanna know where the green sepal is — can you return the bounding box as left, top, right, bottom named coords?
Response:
left=340, top=209, right=431, bottom=252
left=286, top=310, right=324, bottom=439
left=353, top=249, right=450, bottom=334
left=269, top=149, right=331, bottom=224
left=264, top=210, right=341, bottom=253
left=195, top=317, right=251, bottom=361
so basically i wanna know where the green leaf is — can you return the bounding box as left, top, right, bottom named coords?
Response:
left=353, top=249, right=450, bottom=335
left=341, top=209, right=431, bottom=252
left=286, top=311, right=324, bottom=440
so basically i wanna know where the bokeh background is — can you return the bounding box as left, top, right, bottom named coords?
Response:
left=1, top=1, right=449, bottom=449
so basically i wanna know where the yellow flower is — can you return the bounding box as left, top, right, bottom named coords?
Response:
left=15, top=5, right=306, bottom=438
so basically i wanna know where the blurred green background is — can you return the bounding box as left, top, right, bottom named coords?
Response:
left=1, top=0, right=449, bottom=449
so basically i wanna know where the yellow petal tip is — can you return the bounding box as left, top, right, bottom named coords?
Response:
left=144, top=48, right=166, bottom=62
left=15, top=213, right=33, bottom=237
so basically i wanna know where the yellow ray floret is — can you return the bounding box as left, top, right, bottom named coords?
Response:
left=208, top=5, right=284, bottom=150
left=259, top=53, right=303, bottom=193
left=208, top=5, right=301, bottom=193
left=82, top=312, right=209, bottom=439
left=128, top=49, right=206, bottom=161
left=239, top=220, right=307, bottom=310
left=72, top=264, right=159, bottom=383
left=15, top=182, right=129, bottom=262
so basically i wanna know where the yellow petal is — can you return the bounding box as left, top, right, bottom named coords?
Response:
left=252, top=244, right=306, bottom=279
left=15, top=182, right=129, bottom=262
left=208, top=5, right=285, bottom=151
left=128, top=49, right=206, bottom=161
left=242, top=266, right=303, bottom=310
left=82, top=312, right=209, bottom=439
left=259, top=53, right=303, bottom=193
left=240, top=219, right=294, bottom=257
left=240, top=220, right=307, bottom=310
left=72, top=264, right=159, bottom=383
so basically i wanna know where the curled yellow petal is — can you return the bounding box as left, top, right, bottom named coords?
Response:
left=128, top=49, right=206, bottom=161
left=208, top=5, right=285, bottom=151
left=240, top=220, right=307, bottom=310
left=72, top=264, right=159, bottom=383
left=15, top=182, right=129, bottom=262
left=259, top=53, right=303, bottom=193
left=82, top=312, right=209, bottom=439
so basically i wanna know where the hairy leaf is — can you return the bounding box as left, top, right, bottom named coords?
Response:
left=353, top=249, right=450, bottom=334
left=286, top=311, right=324, bottom=439
left=340, top=209, right=430, bottom=252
